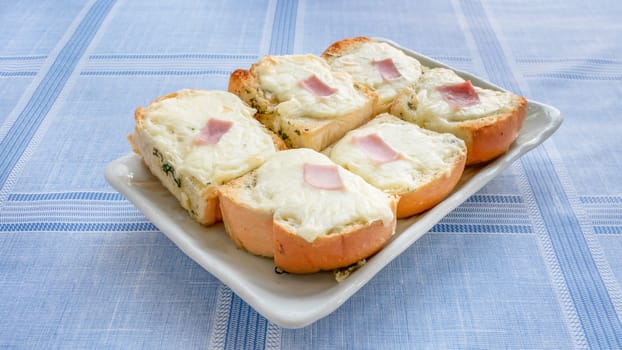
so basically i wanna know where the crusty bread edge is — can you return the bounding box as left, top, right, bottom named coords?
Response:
left=273, top=203, right=397, bottom=273
left=396, top=149, right=466, bottom=218
left=460, top=95, right=527, bottom=165
left=228, top=69, right=256, bottom=104
left=321, top=36, right=373, bottom=62
left=218, top=173, right=275, bottom=257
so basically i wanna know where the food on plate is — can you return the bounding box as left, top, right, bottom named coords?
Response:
left=322, top=36, right=423, bottom=115
left=123, top=38, right=530, bottom=276
left=228, top=54, right=376, bottom=151
left=128, top=89, right=286, bottom=226
left=327, top=113, right=467, bottom=218
left=218, top=148, right=398, bottom=273
left=390, top=67, right=527, bottom=165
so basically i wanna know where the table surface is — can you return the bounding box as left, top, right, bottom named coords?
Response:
left=1, top=0, right=621, bottom=348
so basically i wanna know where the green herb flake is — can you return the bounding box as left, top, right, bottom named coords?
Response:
left=152, top=148, right=164, bottom=162
left=161, top=162, right=182, bottom=188
left=162, top=163, right=174, bottom=174
left=277, top=129, right=290, bottom=142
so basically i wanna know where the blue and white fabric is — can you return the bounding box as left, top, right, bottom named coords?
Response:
left=1, top=0, right=621, bottom=348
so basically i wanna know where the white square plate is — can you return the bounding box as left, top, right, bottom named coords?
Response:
left=105, top=38, right=562, bottom=328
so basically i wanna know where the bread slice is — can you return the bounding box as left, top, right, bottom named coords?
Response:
left=228, top=54, right=376, bottom=151
left=322, top=36, right=423, bottom=115
left=218, top=148, right=398, bottom=273
left=327, top=113, right=466, bottom=218
left=390, top=67, right=527, bottom=165
left=128, top=89, right=286, bottom=226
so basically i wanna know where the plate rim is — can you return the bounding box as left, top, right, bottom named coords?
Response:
left=105, top=39, right=563, bottom=328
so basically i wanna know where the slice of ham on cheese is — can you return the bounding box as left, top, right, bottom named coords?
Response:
left=353, top=133, right=401, bottom=164
left=303, top=163, right=344, bottom=190
left=373, top=58, right=402, bottom=81
left=436, top=80, right=480, bottom=108
left=194, top=118, right=233, bottom=145
left=300, top=75, right=338, bottom=97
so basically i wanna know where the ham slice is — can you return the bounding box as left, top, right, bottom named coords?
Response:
left=353, top=133, right=401, bottom=164
left=303, top=163, right=344, bottom=190
left=436, top=80, right=480, bottom=108
left=374, top=58, right=402, bottom=81
left=194, top=118, right=233, bottom=145
left=300, top=75, right=337, bottom=97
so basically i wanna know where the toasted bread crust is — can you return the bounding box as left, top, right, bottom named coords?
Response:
left=218, top=173, right=274, bottom=257
left=460, top=95, right=527, bottom=164
left=321, top=36, right=373, bottom=61
left=273, top=210, right=396, bottom=274
left=396, top=151, right=466, bottom=218
left=129, top=89, right=284, bottom=226
left=227, top=69, right=253, bottom=96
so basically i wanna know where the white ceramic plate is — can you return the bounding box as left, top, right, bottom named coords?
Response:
left=104, top=38, right=562, bottom=328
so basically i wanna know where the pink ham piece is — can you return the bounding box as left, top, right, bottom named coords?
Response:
left=353, top=133, right=401, bottom=164
left=303, top=163, right=344, bottom=190
left=436, top=80, right=480, bottom=108
left=194, top=118, right=233, bottom=145
left=300, top=75, right=337, bottom=97
left=373, top=58, right=402, bottom=81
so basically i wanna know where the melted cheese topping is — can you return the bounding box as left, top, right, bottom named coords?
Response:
left=413, top=68, right=514, bottom=126
left=253, top=54, right=369, bottom=119
left=247, top=149, right=395, bottom=242
left=141, top=90, right=277, bottom=185
left=329, top=114, right=465, bottom=194
left=329, top=41, right=422, bottom=108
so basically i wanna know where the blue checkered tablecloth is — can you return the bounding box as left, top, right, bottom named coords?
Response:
left=1, top=0, right=621, bottom=348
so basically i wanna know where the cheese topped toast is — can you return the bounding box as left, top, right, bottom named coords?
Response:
left=328, top=113, right=466, bottom=218
left=228, top=54, right=376, bottom=151
left=323, top=36, right=423, bottom=114
left=218, top=148, right=397, bottom=273
left=391, top=67, right=527, bottom=164
left=128, top=89, right=286, bottom=225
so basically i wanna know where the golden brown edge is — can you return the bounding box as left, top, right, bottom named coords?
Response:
left=396, top=149, right=466, bottom=218
left=273, top=198, right=398, bottom=274
left=219, top=173, right=275, bottom=258
left=463, top=95, right=527, bottom=165
left=227, top=69, right=254, bottom=97
left=321, top=36, right=373, bottom=60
